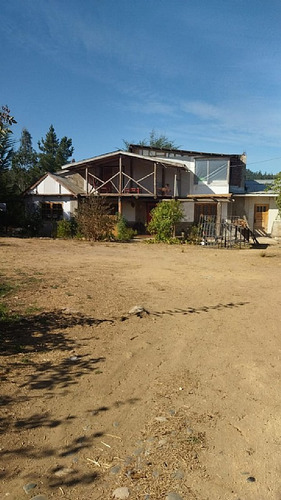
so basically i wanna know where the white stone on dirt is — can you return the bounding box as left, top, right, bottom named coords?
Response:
left=23, top=483, right=37, bottom=494
left=128, top=305, right=146, bottom=315
left=112, top=486, right=130, bottom=499
left=165, top=493, right=183, bottom=500
left=54, top=467, right=73, bottom=477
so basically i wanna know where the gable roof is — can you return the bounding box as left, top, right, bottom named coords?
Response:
left=61, top=150, right=191, bottom=171
left=24, top=172, right=83, bottom=196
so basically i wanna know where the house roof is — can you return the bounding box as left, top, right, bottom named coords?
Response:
left=128, top=144, right=242, bottom=158
left=234, top=179, right=277, bottom=197
left=61, top=150, right=191, bottom=171
left=24, top=172, right=83, bottom=196
left=245, top=179, right=274, bottom=193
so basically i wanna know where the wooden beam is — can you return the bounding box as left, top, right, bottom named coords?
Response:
left=86, top=167, right=89, bottom=194
left=154, top=162, right=157, bottom=198
left=118, top=196, right=122, bottom=215
left=119, top=155, right=122, bottom=194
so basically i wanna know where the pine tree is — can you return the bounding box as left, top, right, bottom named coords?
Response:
left=38, top=125, right=60, bottom=173
left=38, top=125, right=74, bottom=173
left=11, top=128, right=38, bottom=192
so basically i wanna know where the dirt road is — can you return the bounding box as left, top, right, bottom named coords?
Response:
left=1, top=238, right=281, bottom=499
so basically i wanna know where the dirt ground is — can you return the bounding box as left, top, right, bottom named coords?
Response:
left=1, top=237, right=281, bottom=500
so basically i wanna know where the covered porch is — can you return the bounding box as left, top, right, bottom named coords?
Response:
left=63, top=151, right=190, bottom=203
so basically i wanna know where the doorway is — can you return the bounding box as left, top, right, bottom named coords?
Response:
left=254, top=204, right=269, bottom=233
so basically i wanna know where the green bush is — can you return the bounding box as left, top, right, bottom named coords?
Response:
left=147, top=200, right=184, bottom=242
left=56, top=218, right=77, bottom=238
left=115, top=215, right=135, bottom=241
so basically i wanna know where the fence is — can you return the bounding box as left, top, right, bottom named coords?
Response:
left=196, top=215, right=258, bottom=248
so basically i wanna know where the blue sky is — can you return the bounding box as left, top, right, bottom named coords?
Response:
left=2, top=0, right=281, bottom=173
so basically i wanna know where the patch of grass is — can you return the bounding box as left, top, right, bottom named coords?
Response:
left=25, top=306, right=42, bottom=315
left=0, top=302, right=9, bottom=320
left=0, top=282, right=13, bottom=297
left=0, top=303, right=20, bottom=323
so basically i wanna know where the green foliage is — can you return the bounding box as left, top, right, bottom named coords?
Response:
left=0, top=105, right=16, bottom=140
left=246, top=168, right=275, bottom=180
left=11, top=128, right=38, bottom=192
left=123, top=129, right=180, bottom=151
left=271, top=172, right=281, bottom=215
left=115, top=215, right=135, bottom=241
left=38, top=124, right=74, bottom=173
left=76, top=196, right=116, bottom=241
left=56, top=218, right=77, bottom=238
left=147, top=200, right=184, bottom=242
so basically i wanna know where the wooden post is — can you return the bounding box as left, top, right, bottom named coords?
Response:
left=119, top=155, right=122, bottom=194
left=174, top=173, right=177, bottom=197
left=216, top=201, right=222, bottom=237
left=118, top=196, right=122, bottom=215
left=154, top=162, right=157, bottom=198
left=86, top=167, right=89, bottom=194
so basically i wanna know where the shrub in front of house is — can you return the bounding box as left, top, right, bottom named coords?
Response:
left=115, top=215, right=136, bottom=241
left=56, top=219, right=78, bottom=239
left=75, top=196, right=116, bottom=241
left=147, top=200, right=184, bottom=242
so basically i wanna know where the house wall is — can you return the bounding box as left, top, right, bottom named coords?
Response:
left=30, top=176, right=60, bottom=194
left=122, top=200, right=136, bottom=222
left=233, top=195, right=278, bottom=233
left=26, top=195, right=77, bottom=220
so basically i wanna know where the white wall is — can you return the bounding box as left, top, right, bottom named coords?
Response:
left=26, top=195, right=77, bottom=220
left=29, top=175, right=74, bottom=196
left=236, top=195, right=278, bottom=233
left=122, top=200, right=136, bottom=222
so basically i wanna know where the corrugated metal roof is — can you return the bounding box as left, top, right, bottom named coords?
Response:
left=245, top=179, right=274, bottom=193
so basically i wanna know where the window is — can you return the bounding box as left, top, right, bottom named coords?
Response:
left=195, top=159, right=228, bottom=184
left=41, top=202, right=63, bottom=220
left=194, top=203, right=217, bottom=223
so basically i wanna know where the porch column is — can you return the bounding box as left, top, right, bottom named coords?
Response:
left=118, top=196, right=122, bottom=215
left=216, top=201, right=222, bottom=237
left=154, top=162, right=157, bottom=198
left=119, top=155, right=122, bottom=194
left=86, top=167, right=89, bottom=194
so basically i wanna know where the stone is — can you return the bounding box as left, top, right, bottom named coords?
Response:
left=110, top=465, right=121, bottom=475
left=133, top=448, right=144, bottom=456
left=23, top=483, right=37, bottom=494
left=54, top=467, right=73, bottom=477
left=165, top=493, right=183, bottom=500
left=171, top=469, right=184, bottom=480
left=30, top=496, right=48, bottom=500
left=247, top=476, right=256, bottom=482
left=155, top=416, right=167, bottom=422
left=128, top=305, right=148, bottom=316
left=112, top=486, right=130, bottom=499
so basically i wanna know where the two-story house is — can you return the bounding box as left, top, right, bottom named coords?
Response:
left=24, top=144, right=277, bottom=236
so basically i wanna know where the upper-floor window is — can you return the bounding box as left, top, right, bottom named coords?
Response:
left=194, top=159, right=229, bottom=184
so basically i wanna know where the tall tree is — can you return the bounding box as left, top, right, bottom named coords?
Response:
left=11, top=128, right=38, bottom=192
left=123, top=129, right=180, bottom=151
left=0, top=106, right=16, bottom=200
left=0, top=105, right=16, bottom=141
left=38, top=125, right=74, bottom=173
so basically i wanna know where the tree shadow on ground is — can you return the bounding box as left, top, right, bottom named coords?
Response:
left=1, top=353, right=105, bottom=406
left=150, top=301, right=250, bottom=317
left=0, top=396, right=141, bottom=486
left=0, top=309, right=113, bottom=356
